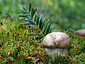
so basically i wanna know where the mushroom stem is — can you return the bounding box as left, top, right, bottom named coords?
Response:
left=45, top=48, right=68, bottom=56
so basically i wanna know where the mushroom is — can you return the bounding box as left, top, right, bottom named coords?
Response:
left=74, top=29, right=85, bottom=37
left=42, top=32, right=71, bottom=56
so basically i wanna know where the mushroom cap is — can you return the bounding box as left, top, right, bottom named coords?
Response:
left=74, top=29, right=85, bottom=37
left=42, top=32, right=71, bottom=48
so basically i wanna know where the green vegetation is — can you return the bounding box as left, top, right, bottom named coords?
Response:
left=0, top=0, right=85, bottom=64
left=20, top=4, right=51, bottom=39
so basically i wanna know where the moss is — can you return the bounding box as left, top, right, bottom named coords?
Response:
left=0, top=20, right=85, bottom=64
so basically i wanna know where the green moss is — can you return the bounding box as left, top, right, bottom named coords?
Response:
left=0, top=19, right=85, bottom=64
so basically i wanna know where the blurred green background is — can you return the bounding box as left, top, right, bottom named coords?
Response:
left=0, top=0, right=85, bottom=30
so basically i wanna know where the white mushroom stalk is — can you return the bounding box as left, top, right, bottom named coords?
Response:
left=45, top=48, right=68, bottom=56
left=42, top=32, right=71, bottom=56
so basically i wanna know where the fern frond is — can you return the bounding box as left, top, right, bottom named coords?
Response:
left=19, top=3, right=51, bottom=39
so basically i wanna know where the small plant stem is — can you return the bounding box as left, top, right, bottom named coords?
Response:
left=29, top=13, right=44, bottom=37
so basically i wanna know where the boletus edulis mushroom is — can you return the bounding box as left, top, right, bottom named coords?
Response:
left=74, top=29, right=85, bottom=37
left=42, top=32, right=71, bottom=56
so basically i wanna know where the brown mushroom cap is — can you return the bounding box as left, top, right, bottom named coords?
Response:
left=74, top=29, right=85, bottom=37
left=42, top=32, right=71, bottom=49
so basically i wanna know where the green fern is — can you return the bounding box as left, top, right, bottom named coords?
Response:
left=19, top=3, right=51, bottom=39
